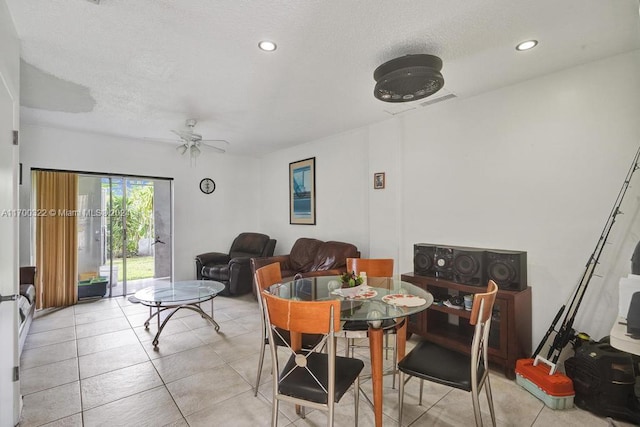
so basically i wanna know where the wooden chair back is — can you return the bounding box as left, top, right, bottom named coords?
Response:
left=262, top=291, right=341, bottom=335
left=345, top=258, right=394, bottom=277
left=469, top=280, right=498, bottom=326
left=255, top=262, right=282, bottom=292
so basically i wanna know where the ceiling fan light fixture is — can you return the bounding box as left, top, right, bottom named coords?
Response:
left=190, top=144, right=201, bottom=158
left=258, top=40, right=277, bottom=52
left=374, top=54, right=444, bottom=103
left=176, top=144, right=188, bottom=155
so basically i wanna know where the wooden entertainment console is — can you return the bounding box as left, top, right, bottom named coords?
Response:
left=401, top=272, right=532, bottom=379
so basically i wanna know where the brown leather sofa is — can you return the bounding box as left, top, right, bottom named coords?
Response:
left=251, top=237, right=360, bottom=295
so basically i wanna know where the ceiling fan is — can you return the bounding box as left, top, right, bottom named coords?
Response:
left=171, top=119, right=229, bottom=163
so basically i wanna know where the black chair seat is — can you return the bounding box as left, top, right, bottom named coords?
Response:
left=279, top=352, right=364, bottom=404
left=398, top=340, right=485, bottom=392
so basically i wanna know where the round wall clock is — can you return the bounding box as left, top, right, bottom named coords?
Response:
left=199, top=178, right=216, bottom=194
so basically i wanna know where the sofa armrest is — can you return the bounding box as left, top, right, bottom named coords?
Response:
left=229, top=256, right=251, bottom=267
left=252, top=255, right=292, bottom=272
left=196, top=252, right=231, bottom=266
left=251, top=255, right=292, bottom=299
left=225, top=257, right=254, bottom=296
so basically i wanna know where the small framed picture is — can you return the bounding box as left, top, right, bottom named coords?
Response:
left=374, top=172, right=385, bottom=189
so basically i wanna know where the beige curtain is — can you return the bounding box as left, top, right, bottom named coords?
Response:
left=34, top=171, right=78, bottom=308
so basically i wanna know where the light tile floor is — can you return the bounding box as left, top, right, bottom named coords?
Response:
left=18, top=294, right=635, bottom=426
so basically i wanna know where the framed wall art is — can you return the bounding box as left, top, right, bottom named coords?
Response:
left=374, top=172, right=385, bottom=189
left=289, top=157, right=316, bottom=225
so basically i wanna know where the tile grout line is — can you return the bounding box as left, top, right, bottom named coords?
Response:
left=74, top=302, right=85, bottom=427
left=24, top=295, right=564, bottom=426
left=124, top=296, right=194, bottom=425
left=74, top=298, right=185, bottom=424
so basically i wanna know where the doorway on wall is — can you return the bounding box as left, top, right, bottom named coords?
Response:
left=77, top=174, right=173, bottom=297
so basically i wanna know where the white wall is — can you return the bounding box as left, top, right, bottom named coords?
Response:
left=0, top=0, right=19, bottom=117
left=400, top=50, right=640, bottom=346
left=18, top=125, right=261, bottom=281
left=259, top=50, right=640, bottom=349
left=259, top=128, right=371, bottom=255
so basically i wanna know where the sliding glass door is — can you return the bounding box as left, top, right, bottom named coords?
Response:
left=77, top=174, right=172, bottom=297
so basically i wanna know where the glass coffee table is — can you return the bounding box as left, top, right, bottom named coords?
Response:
left=134, top=280, right=225, bottom=349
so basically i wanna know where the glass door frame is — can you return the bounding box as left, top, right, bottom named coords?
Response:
left=34, top=168, right=174, bottom=299
left=104, top=174, right=174, bottom=297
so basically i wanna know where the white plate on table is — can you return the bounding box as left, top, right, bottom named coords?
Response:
left=382, top=294, right=427, bottom=307
left=331, top=284, right=371, bottom=298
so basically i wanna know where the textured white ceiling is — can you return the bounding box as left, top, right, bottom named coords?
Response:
left=6, top=0, right=640, bottom=156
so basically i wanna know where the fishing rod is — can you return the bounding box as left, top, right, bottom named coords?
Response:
left=533, top=145, right=640, bottom=362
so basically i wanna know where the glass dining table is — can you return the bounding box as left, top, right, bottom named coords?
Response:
left=268, top=275, right=433, bottom=427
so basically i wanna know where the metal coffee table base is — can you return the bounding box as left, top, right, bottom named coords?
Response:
left=143, top=298, right=220, bottom=349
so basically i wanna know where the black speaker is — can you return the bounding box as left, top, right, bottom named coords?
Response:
left=434, top=246, right=455, bottom=280
left=485, top=250, right=527, bottom=291
left=453, top=247, right=486, bottom=286
left=414, top=244, right=436, bottom=276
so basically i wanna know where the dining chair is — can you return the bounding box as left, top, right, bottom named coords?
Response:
left=340, top=258, right=401, bottom=385
left=397, top=280, right=498, bottom=427
left=261, top=291, right=365, bottom=427
left=253, top=262, right=323, bottom=396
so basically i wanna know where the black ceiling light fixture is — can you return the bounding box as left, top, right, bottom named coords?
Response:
left=374, top=54, right=444, bottom=103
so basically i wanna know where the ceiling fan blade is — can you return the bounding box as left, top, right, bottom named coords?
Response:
left=143, top=136, right=182, bottom=144
left=176, top=144, right=188, bottom=155
left=199, top=142, right=226, bottom=153
left=201, top=139, right=230, bottom=145
left=171, top=129, right=195, bottom=141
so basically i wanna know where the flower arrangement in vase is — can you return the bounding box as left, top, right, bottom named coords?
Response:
left=340, top=271, right=364, bottom=288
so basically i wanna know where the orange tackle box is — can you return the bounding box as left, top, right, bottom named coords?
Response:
left=515, top=356, right=575, bottom=409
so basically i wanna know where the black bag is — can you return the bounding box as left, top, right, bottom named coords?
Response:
left=565, top=341, right=640, bottom=424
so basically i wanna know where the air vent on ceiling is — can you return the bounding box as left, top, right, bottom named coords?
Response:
left=374, top=54, right=444, bottom=103
left=382, top=88, right=456, bottom=116
left=419, top=92, right=457, bottom=107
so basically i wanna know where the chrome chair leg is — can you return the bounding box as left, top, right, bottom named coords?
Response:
left=485, top=375, right=496, bottom=426
left=271, top=393, right=279, bottom=427
left=392, top=334, right=397, bottom=389
left=385, top=333, right=389, bottom=360
left=398, top=371, right=405, bottom=427
left=419, top=379, right=424, bottom=406
left=471, top=385, right=482, bottom=427
left=255, top=342, right=266, bottom=396
left=354, top=375, right=360, bottom=427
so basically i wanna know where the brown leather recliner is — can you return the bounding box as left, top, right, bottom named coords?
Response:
left=196, top=232, right=276, bottom=296
left=251, top=237, right=360, bottom=296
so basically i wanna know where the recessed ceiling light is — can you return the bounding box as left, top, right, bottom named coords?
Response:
left=516, top=40, right=538, bottom=51
left=258, top=41, right=277, bottom=52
